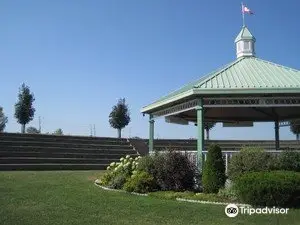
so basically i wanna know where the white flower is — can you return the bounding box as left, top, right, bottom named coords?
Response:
left=123, top=162, right=130, bottom=168
left=120, top=157, right=124, bottom=162
left=110, top=162, right=116, bottom=167
left=106, top=166, right=111, bottom=170
left=126, top=155, right=130, bottom=159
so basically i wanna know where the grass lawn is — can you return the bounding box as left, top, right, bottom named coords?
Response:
left=0, top=171, right=299, bottom=225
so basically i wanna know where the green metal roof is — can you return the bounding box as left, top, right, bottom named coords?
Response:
left=235, top=26, right=256, bottom=42
left=141, top=57, right=300, bottom=113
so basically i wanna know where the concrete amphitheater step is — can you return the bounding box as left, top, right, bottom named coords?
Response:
left=0, top=141, right=133, bottom=149
left=0, top=163, right=108, bottom=170
left=0, top=151, right=138, bottom=159
left=0, top=133, right=129, bottom=142
left=0, top=137, right=129, bottom=145
left=0, top=146, right=137, bottom=154
left=0, top=157, right=126, bottom=164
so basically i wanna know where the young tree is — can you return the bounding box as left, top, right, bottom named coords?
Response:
left=14, top=83, right=35, bottom=133
left=290, top=120, right=300, bottom=140
left=202, top=144, right=226, bottom=193
left=53, top=128, right=63, bottom=135
left=204, top=121, right=216, bottom=140
left=26, top=126, right=40, bottom=134
left=109, top=98, right=131, bottom=138
left=0, top=107, right=8, bottom=132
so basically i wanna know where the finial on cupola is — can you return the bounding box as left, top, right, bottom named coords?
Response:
left=235, top=3, right=255, bottom=58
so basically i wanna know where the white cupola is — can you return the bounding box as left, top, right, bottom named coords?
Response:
left=235, top=26, right=256, bottom=58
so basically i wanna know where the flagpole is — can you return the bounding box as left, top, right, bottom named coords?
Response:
left=241, top=2, right=245, bottom=26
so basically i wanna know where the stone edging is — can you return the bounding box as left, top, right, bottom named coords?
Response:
left=176, top=198, right=251, bottom=207
left=94, top=179, right=250, bottom=206
left=94, top=180, right=148, bottom=196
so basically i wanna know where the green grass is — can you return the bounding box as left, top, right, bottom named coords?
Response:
left=1, top=171, right=299, bottom=225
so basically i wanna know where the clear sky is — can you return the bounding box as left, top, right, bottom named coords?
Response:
left=0, top=0, right=299, bottom=139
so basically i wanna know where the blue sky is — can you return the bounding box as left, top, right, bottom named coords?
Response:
left=0, top=0, right=299, bottom=139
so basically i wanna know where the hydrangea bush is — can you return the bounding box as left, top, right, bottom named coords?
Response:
left=99, top=155, right=142, bottom=188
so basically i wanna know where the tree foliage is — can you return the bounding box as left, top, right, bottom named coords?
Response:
left=202, top=145, right=226, bottom=193
left=109, top=98, right=131, bottom=138
left=14, top=83, right=35, bottom=133
left=53, top=128, right=63, bottom=135
left=290, top=120, right=300, bottom=140
left=0, top=107, right=8, bottom=132
left=204, top=121, right=216, bottom=140
left=26, top=126, right=40, bottom=134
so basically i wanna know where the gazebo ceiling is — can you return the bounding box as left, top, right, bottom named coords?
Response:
left=141, top=57, right=300, bottom=114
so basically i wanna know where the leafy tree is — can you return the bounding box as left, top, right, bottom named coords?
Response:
left=26, top=126, right=40, bottom=134
left=14, top=83, right=35, bottom=133
left=109, top=98, right=131, bottom=138
left=204, top=121, right=216, bottom=140
left=53, top=128, right=63, bottom=135
left=0, top=107, right=8, bottom=132
left=290, top=120, right=300, bottom=140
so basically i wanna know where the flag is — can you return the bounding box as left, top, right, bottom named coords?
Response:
left=242, top=5, right=254, bottom=15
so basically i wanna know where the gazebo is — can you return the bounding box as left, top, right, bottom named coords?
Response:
left=141, top=26, right=300, bottom=169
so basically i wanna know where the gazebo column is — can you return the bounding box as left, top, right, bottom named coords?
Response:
left=275, top=120, right=280, bottom=150
left=196, top=99, right=204, bottom=172
left=149, top=114, right=155, bottom=154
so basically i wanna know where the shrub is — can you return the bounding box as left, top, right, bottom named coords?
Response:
left=161, top=151, right=196, bottom=191
left=108, top=173, right=127, bottom=189
left=137, top=154, right=157, bottom=175
left=98, top=171, right=115, bottom=186
left=218, top=180, right=238, bottom=201
left=228, top=146, right=277, bottom=180
left=99, top=155, right=141, bottom=189
left=278, top=150, right=300, bottom=172
left=202, top=145, right=226, bottom=193
left=138, top=150, right=196, bottom=191
left=148, top=191, right=195, bottom=200
left=235, top=171, right=300, bottom=208
left=123, top=171, right=157, bottom=193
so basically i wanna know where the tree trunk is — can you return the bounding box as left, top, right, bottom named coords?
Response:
left=206, top=128, right=210, bottom=140
left=118, top=129, right=121, bottom=138
left=21, top=124, right=25, bottom=134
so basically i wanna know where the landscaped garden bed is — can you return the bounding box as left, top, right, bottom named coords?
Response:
left=97, top=145, right=300, bottom=208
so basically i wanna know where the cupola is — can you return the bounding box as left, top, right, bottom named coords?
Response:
left=235, top=26, right=256, bottom=58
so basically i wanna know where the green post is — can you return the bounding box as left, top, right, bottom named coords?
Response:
left=149, top=114, right=154, bottom=154
left=275, top=120, right=280, bottom=150
left=196, top=99, right=204, bottom=172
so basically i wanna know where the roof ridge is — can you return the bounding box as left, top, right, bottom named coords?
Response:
left=193, top=57, right=245, bottom=88
left=254, top=57, right=299, bottom=72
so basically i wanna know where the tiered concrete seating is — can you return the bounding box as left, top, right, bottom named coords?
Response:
left=0, top=133, right=138, bottom=170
